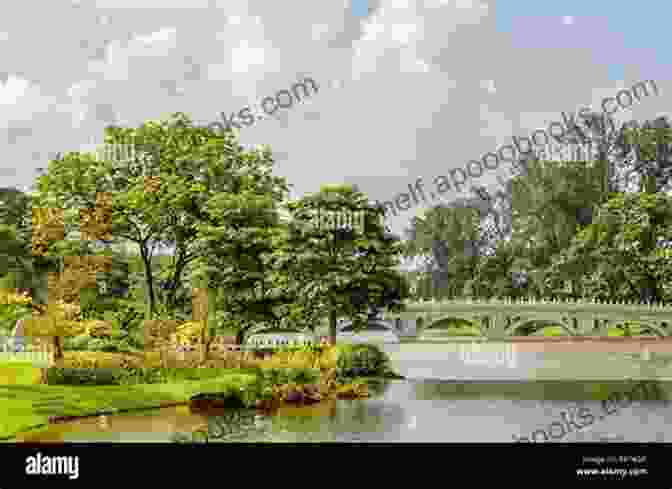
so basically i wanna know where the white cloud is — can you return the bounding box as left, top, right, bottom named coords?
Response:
left=230, top=39, right=268, bottom=74
left=481, top=79, right=496, bottom=93
left=0, top=0, right=665, bottom=236
left=0, top=76, right=29, bottom=105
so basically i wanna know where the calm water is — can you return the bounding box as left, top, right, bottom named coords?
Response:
left=15, top=338, right=672, bottom=443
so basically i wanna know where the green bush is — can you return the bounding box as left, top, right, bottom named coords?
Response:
left=336, top=344, right=390, bottom=377
left=46, top=367, right=120, bottom=385
left=113, top=367, right=165, bottom=385
left=62, top=335, right=93, bottom=351
left=257, top=367, right=320, bottom=387
left=62, top=335, right=142, bottom=354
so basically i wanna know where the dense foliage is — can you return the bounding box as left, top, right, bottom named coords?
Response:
left=403, top=116, right=672, bottom=304
left=0, top=112, right=407, bottom=360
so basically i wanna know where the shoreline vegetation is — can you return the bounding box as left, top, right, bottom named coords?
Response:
left=0, top=343, right=405, bottom=441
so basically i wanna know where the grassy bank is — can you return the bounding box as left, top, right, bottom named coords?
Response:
left=0, top=361, right=258, bottom=441
left=1, top=344, right=400, bottom=440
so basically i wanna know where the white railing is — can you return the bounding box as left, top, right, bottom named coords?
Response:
left=245, top=333, right=320, bottom=348
left=458, top=343, right=517, bottom=368
left=0, top=350, right=54, bottom=365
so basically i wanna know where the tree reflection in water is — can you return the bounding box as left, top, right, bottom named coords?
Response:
left=171, top=409, right=271, bottom=443
left=170, top=379, right=410, bottom=442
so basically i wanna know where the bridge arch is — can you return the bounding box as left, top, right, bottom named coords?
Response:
left=392, top=300, right=672, bottom=339
left=424, top=315, right=483, bottom=335
left=425, top=316, right=479, bottom=329
left=507, top=318, right=575, bottom=337
left=600, top=319, right=668, bottom=338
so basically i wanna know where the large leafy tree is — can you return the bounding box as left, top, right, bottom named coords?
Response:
left=283, top=184, right=405, bottom=344
left=546, top=192, right=672, bottom=303
left=402, top=201, right=483, bottom=299
left=31, top=113, right=233, bottom=319
left=620, top=116, right=672, bottom=193
left=192, top=178, right=295, bottom=347
left=0, top=186, right=62, bottom=305
left=502, top=157, right=605, bottom=297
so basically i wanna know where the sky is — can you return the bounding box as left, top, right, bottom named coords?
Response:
left=0, top=0, right=668, bottom=246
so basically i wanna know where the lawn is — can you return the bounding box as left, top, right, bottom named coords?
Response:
left=0, top=361, right=258, bottom=441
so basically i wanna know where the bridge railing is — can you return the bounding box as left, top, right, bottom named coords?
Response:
left=381, top=298, right=672, bottom=338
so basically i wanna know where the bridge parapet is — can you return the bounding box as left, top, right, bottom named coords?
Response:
left=381, top=299, right=672, bottom=338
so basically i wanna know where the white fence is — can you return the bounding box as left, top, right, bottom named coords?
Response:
left=0, top=351, right=53, bottom=366
left=458, top=343, right=517, bottom=368
left=0, top=336, right=54, bottom=366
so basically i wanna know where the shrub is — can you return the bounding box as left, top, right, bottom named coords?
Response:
left=62, top=334, right=93, bottom=351
left=336, top=344, right=390, bottom=377
left=112, top=366, right=165, bottom=385
left=57, top=351, right=144, bottom=370
left=84, top=320, right=115, bottom=338
left=259, top=367, right=320, bottom=386
left=46, top=367, right=119, bottom=385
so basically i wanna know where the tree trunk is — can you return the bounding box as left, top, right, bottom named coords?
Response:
left=235, top=330, right=245, bottom=346
left=139, top=245, right=156, bottom=319
left=166, top=254, right=188, bottom=313
left=203, top=338, right=213, bottom=361
left=53, top=336, right=63, bottom=361
left=329, top=308, right=337, bottom=346
left=198, top=321, right=211, bottom=364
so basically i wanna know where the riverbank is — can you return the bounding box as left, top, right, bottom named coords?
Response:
left=1, top=344, right=404, bottom=441
left=0, top=362, right=259, bottom=441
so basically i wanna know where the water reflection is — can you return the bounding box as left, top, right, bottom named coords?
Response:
left=171, top=387, right=409, bottom=443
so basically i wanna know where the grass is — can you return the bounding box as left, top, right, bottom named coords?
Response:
left=0, top=361, right=258, bottom=441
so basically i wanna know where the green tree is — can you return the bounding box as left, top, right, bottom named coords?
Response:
left=283, top=184, right=405, bottom=344
left=189, top=140, right=295, bottom=346
left=503, top=157, right=605, bottom=297
left=546, top=192, right=672, bottom=303
left=31, top=113, right=233, bottom=319
left=0, top=187, right=53, bottom=303
left=402, top=201, right=482, bottom=299
left=617, top=116, right=672, bottom=194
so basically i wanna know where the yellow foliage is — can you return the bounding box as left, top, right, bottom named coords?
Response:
left=31, top=207, right=64, bottom=256
left=254, top=349, right=337, bottom=371
left=56, top=351, right=143, bottom=369
left=143, top=320, right=180, bottom=351
left=0, top=289, right=32, bottom=306
left=317, top=346, right=338, bottom=370
left=172, top=321, right=205, bottom=346
left=83, top=320, right=114, bottom=338
left=51, top=256, right=113, bottom=303
left=144, top=176, right=162, bottom=194
left=143, top=351, right=163, bottom=368
left=79, top=192, right=113, bottom=241
left=23, top=300, right=87, bottom=338
left=335, top=382, right=369, bottom=399
left=191, top=288, right=208, bottom=322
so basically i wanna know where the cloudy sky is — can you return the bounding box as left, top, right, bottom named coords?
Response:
left=0, top=0, right=669, bottom=240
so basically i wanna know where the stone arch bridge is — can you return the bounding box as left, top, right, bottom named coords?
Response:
left=382, top=298, right=672, bottom=339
